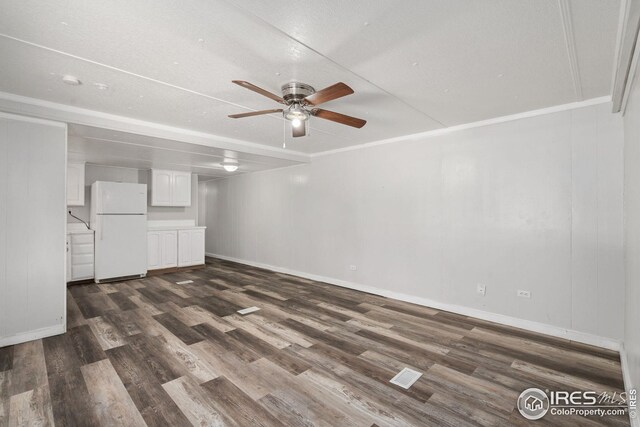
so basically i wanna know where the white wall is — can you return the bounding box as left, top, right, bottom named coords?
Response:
left=67, top=164, right=199, bottom=225
left=623, top=65, right=640, bottom=398
left=198, top=181, right=208, bottom=227
left=203, top=101, right=625, bottom=345
left=0, top=112, right=67, bottom=346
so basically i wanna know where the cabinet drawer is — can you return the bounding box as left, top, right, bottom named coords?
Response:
left=71, top=233, right=94, bottom=245
left=72, top=253, right=93, bottom=265
left=72, top=243, right=94, bottom=255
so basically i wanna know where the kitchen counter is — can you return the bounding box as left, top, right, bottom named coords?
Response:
left=147, top=219, right=205, bottom=232
left=147, top=225, right=206, bottom=231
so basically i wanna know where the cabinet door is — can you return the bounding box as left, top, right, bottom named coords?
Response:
left=172, top=172, right=192, bottom=206
left=151, top=169, right=173, bottom=206
left=161, top=231, right=178, bottom=268
left=178, top=230, right=191, bottom=266
left=67, top=163, right=85, bottom=206
left=147, top=231, right=161, bottom=270
left=190, top=229, right=205, bottom=265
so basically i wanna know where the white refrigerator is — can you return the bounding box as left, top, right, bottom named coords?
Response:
left=90, top=181, right=148, bottom=282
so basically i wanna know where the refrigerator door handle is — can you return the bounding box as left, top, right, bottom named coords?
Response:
left=97, top=216, right=104, bottom=241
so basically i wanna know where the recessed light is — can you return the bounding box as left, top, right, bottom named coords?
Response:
left=173, top=61, right=179, bottom=65
left=139, top=95, right=144, bottom=98
left=363, top=21, right=370, bottom=26
left=60, top=21, right=68, bottom=26
left=275, top=72, right=281, bottom=76
left=93, top=83, right=109, bottom=90
left=498, top=73, right=504, bottom=78
left=221, top=160, right=239, bottom=172
left=62, top=75, right=81, bottom=86
left=443, top=88, right=450, bottom=93
left=412, top=62, right=419, bottom=67
left=198, top=38, right=204, bottom=43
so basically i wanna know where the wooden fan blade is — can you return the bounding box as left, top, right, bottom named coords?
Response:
left=232, top=80, right=285, bottom=104
left=228, top=109, right=283, bottom=119
left=304, top=82, right=354, bottom=106
left=292, top=123, right=306, bottom=138
left=311, top=108, right=366, bottom=128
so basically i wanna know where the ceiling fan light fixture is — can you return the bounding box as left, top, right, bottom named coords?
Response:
left=221, top=160, right=239, bottom=172
left=284, top=104, right=309, bottom=125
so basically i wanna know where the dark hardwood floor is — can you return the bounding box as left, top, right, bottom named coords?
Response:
left=0, top=257, right=630, bottom=426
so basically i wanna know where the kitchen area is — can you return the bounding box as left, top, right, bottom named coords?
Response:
left=66, top=162, right=206, bottom=284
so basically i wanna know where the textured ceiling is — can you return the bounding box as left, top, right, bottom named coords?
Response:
left=0, top=0, right=622, bottom=158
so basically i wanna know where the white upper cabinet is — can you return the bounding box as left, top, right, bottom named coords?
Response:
left=151, top=170, right=172, bottom=206
left=150, top=169, right=191, bottom=207
left=172, top=171, right=192, bottom=206
left=67, top=163, right=85, bottom=206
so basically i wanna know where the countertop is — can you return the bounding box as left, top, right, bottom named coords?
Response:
left=147, top=225, right=206, bottom=231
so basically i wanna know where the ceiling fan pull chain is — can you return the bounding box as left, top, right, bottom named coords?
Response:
left=282, top=117, right=286, bottom=148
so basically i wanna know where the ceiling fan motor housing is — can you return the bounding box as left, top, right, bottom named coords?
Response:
left=281, top=82, right=315, bottom=104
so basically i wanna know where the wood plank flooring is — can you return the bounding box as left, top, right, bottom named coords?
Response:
left=0, top=257, right=630, bottom=426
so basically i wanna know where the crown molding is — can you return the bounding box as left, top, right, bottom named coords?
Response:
left=311, top=96, right=612, bottom=158
left=0, top=91, right=310, bottom=163
left=611, top=0, right=640, bottom=112
left=0, top=110, right=67, bottom=128
left=0, top=91, right=614, bottom=163
left=558, top=0, right=583, bottom=100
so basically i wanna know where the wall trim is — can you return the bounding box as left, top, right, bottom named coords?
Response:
left=1, top=90, right=613, bottom=163
left=622, top=21, right=640, bottom=116
left=0, top=91, right=309, bottom=163
left=558, top=0, right=584, bottom=100
left=206, top=253, right=621, bottom=351
left=0, top=110, right=67, bottom=128
left=0, top=324, right=65, bottom=348
left=620, top=343, right=640, bottom=426
left=311, top=96, right=612, bottom=158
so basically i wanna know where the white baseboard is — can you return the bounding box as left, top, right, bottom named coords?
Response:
left=207, top=253, right=621, bottom=351
left=620, top=343, right=640, bottom=427
left=0, top=324, right=65, bottom=348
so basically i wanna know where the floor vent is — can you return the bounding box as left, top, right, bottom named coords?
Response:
left=390, top=368, right=423, bottom=389
left=176, top=280, right=193, bottom=285
left=237, top=306, right=260, bottom=315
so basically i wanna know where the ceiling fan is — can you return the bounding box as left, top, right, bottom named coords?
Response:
left=228, top=80, right=366, bottom=137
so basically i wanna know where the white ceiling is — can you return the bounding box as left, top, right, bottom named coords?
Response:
left=0, top=0, right=622, bottom=161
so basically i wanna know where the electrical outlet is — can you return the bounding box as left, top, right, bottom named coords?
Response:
left=349, top=265, right=357, bottom=271
left=517, top=290, right=531, bottom=298
left=477, top=283, right=486, bottom=296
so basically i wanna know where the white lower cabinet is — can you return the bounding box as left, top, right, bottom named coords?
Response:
left=67, top=232, right=95, bottom=282
left=147, top=230, right=178, bottom=270
left=178, top=229, right=205, bottom=267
